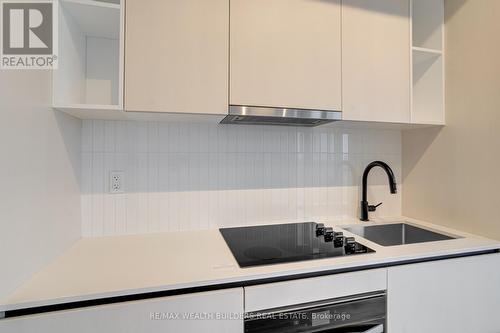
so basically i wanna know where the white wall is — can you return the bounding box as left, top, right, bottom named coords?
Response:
left=81, top=121, right=402, bottom=236
left=0, top=70, right=82, bottom=299
left=403, top=0, right=500, bottom=240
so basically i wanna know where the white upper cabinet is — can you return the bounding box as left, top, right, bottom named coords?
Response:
left=230, top=0, right=342, bottom=111
left=411, top=0, right=445, bottom=125
left=124, top=0, right=229, bottom=115
left=53, top=0, right=124, bottom=115
left=54, top=0, right=444, bottom=124
left=342, top=0, right=411, bottom=123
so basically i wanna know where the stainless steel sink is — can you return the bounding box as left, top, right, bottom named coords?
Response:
left=342, top=223, right=458, bottom=247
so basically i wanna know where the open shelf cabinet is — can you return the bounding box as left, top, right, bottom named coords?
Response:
left=53, top=0, right=124, bottom=117
left=410, top=0, right=444, bottom=125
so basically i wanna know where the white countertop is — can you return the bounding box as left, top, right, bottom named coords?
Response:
left=1, top=217, right=499, bottom=312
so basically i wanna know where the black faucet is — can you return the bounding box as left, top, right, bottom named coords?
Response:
left=360, top=161, right=397, bottom=221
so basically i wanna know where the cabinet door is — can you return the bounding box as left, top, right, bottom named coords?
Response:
left=342, top=0, right=410, bottom=123
left=0, top=289, right=244, bottom=333
left=387, top=254, right=500, bottom=332
left=230, top=0, right=342, bottom=111
left=125, top=0, right=229, bottom=115
left=245, top=268, right=387, bottom=312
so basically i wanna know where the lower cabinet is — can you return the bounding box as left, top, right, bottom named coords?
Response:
left=0, top=288, right=244, bottom=333
left=244, top=268, right=387, bottom=312
left=387, top=253, right=500, bottom=333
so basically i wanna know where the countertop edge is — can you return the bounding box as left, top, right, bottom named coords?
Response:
left=2, top=244, right=499, bottom=315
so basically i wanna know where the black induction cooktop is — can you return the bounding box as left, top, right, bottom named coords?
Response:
left=220, top=222, right=374, bottom=267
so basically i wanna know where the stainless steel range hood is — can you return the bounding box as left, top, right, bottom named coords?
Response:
left=220, top=105, right=342, bottom=127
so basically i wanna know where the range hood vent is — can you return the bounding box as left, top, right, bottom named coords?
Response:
left=221, top=106, right=342, bottom=127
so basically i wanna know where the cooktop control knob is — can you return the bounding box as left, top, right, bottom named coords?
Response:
left=316, top=223, right=325, bottom=236
left=334, top=232, right=344, bottom=248
left=345, top=237, right=357, bottom=254
left=324, top=227, right=334, bottom=242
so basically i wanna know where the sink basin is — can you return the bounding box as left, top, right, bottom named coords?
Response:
left=342, top=223, right=457, bottom=247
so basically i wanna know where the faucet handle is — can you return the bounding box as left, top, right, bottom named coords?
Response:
left=368, top=202, right=383, bottom=212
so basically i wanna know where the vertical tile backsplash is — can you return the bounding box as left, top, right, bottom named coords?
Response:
left=81, top=121, right=402, bottom=237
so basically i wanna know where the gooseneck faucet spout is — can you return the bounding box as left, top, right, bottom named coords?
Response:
left=360, top=161, right=397, bottom=221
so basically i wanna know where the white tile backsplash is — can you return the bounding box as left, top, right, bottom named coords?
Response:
left=81, top=121, right=402, bottom=237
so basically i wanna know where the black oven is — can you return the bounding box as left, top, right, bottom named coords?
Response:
left=245, top=292, right=386, bottom=333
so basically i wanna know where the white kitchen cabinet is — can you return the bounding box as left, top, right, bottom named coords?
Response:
left=53, top=0, right=124, bottom=117
left=124, top=0, right=229, bottom=115
left=411, top=0, right=445, bottom=125
left=230, top=0, right=342, bottom=112
left=387, top=253, right=500, bottom=333
left=0, top=289, right=244, bottom=333
left=245, top=268, right=387, bottom=312
left=342, top=0, right=411, bottom=123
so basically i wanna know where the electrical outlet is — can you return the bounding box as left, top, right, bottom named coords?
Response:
left=110, top=171, right=125, bottom=194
